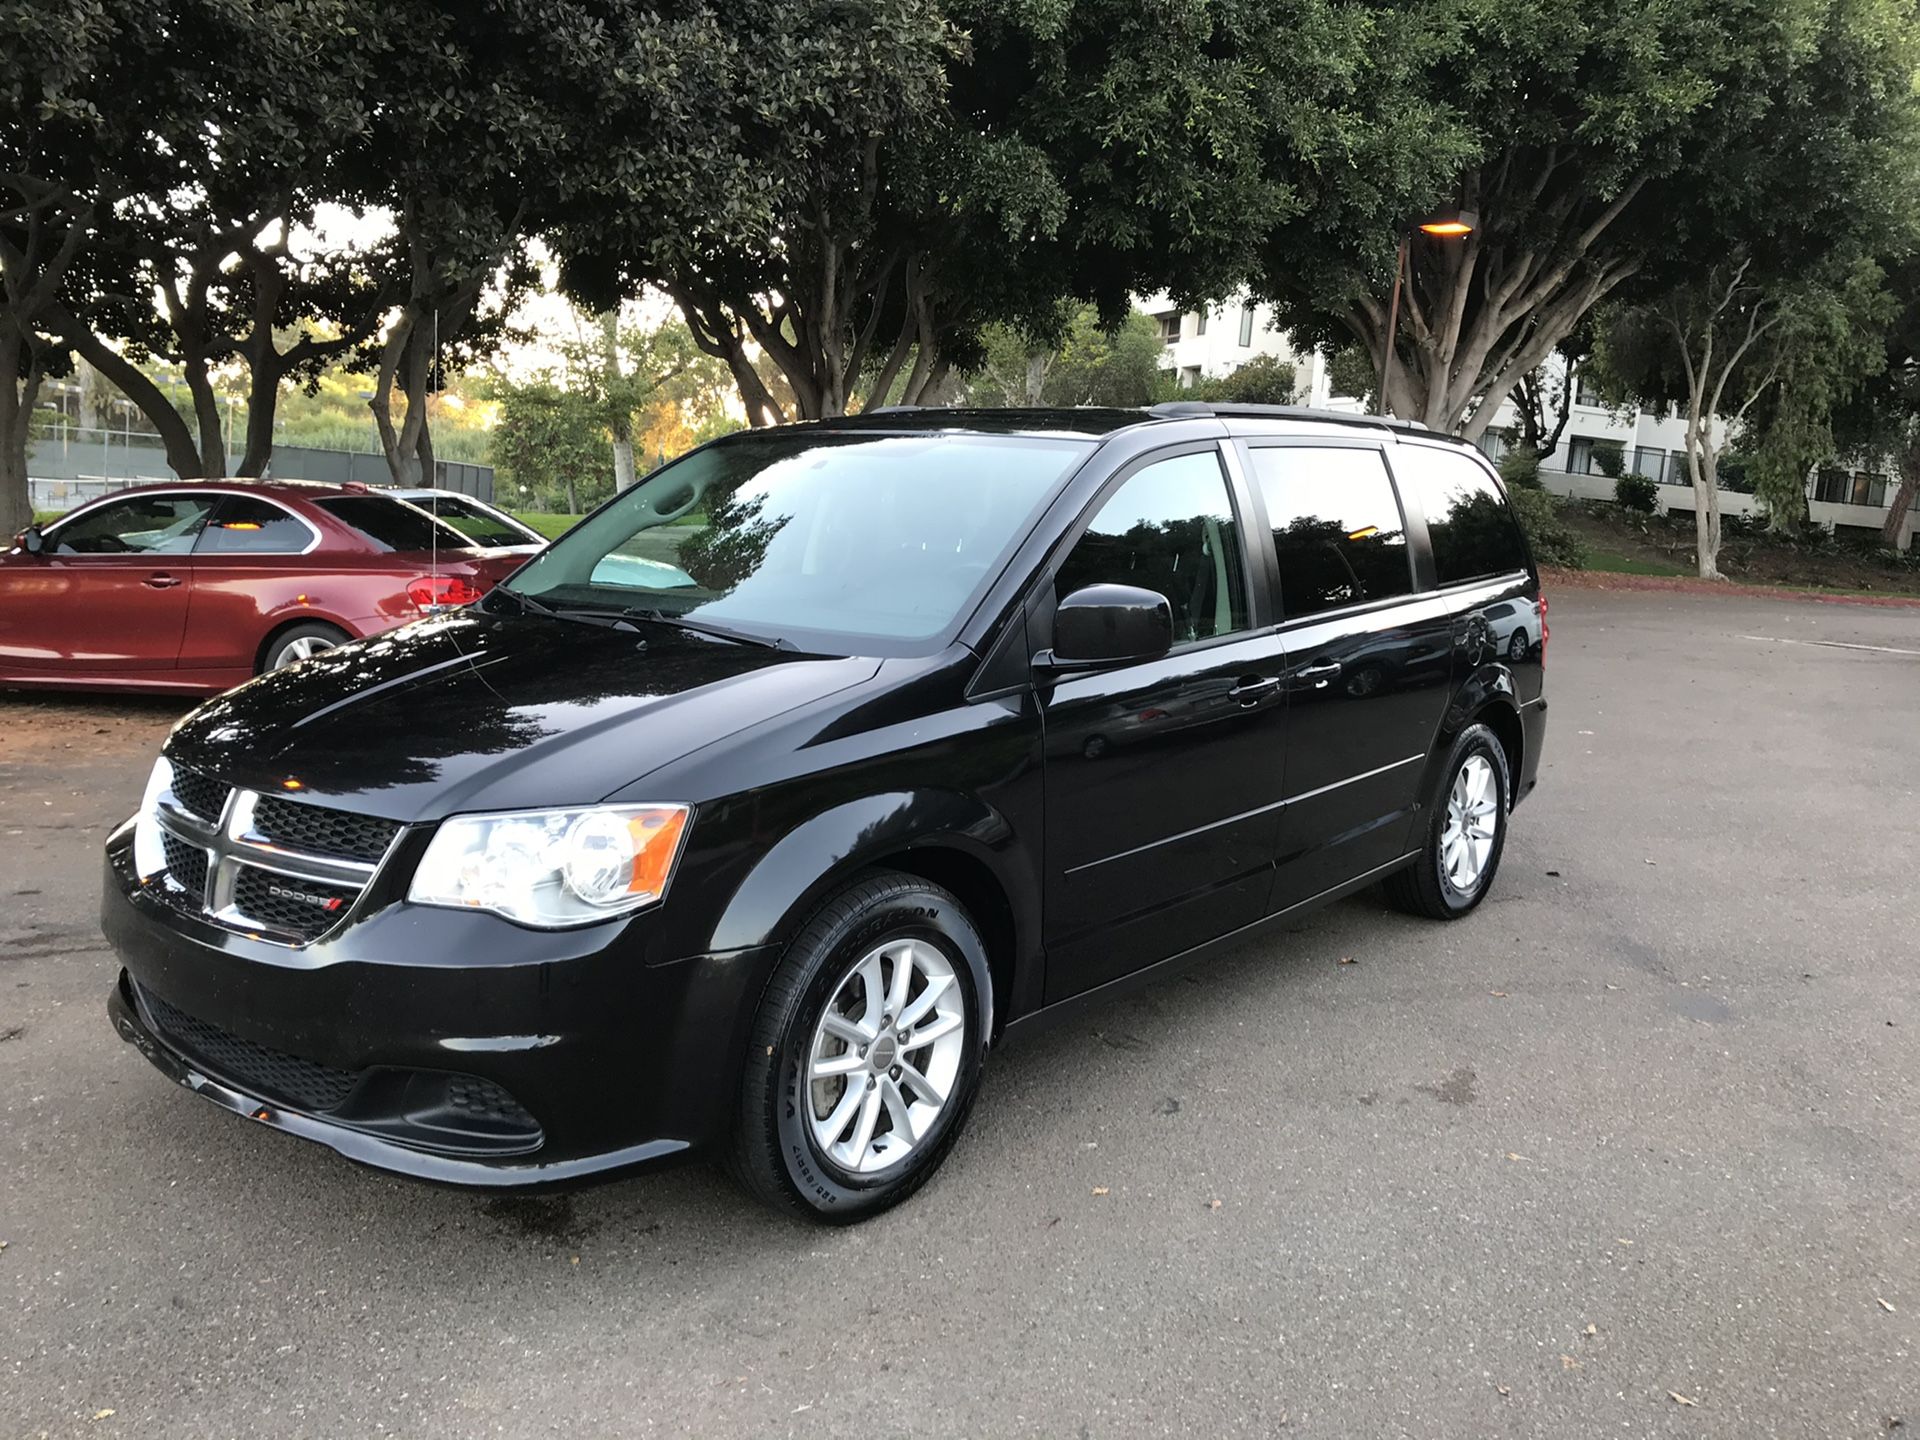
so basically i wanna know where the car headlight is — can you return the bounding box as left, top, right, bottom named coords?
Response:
left=131, top=755, right=175, bottom=880
left=408, top=804, right=691, bottom=928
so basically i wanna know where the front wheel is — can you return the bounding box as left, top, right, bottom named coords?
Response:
left=730, top=870, right=988, bottom=1222
left=1385, top=722, right=1511, bottom=919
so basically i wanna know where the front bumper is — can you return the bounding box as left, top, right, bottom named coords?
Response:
left=101, top=831, right=777, bottom=1187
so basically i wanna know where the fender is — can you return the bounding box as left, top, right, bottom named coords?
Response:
left=706, top=788, right=1035, bottom=958
left=1412, top=662, right=1523, bottom=817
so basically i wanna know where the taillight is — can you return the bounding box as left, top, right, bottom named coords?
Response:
left=407, top=575, right=484, bottom=612
left=1537, top=592, right=1549, bottom=667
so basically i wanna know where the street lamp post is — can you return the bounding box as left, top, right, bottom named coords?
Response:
left=1377, top=208, right=1478, bottom=418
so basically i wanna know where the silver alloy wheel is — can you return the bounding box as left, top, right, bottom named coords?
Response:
left=273, top=634, right=336, bottom=669
left=1440, top=754, right=1499, bottom=892
left=807, top=938, right=966, bottom=1174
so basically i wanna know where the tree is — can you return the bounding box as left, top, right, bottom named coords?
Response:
left=353, top=1, right=752, bottom=483
left=561, top=0, right=1433, bottom=424
left=1827, top=259, right=1920, bottom=547
left=44, top=1, right=384, bottom=481
left=966, top=306, right=1168, bottom=408
left=1193, top=354, right=1298, bottom=406
left=1, top=0, right=168, bottom=532
left=490, top=378, right=611, bottom=515
left=1509, top=327, right=1593, bottom=463
left=1256, top=0, right=1920, bottom=442
left=559, top=309, right=727, bottom=491
left=1595, top=257, right=1890, bottom=577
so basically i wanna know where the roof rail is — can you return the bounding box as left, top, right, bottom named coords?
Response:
left=862, top=404, right=926, bottom=415
left=1146, top=401, right=1436, bottom=437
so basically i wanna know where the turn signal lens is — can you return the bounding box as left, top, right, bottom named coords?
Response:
left=406, top=575, right=484, bottom=611
left=1538, top=593, right=1549, bottom=667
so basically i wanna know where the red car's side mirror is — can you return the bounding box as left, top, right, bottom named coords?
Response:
left=17, top=525, right=45, bottom=555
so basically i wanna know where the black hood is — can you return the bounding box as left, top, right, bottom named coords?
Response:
left=165, top=610, right=880, bottom=821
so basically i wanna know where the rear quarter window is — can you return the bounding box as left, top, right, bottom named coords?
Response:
left=1392, top=445, right=1530, bottom=584
left=314, top=495, right=471, bottom=553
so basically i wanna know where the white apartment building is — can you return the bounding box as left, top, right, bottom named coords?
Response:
left=1140, top=289, right=1919, bottom=550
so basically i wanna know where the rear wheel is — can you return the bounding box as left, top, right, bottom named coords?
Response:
left=1385, top=722, right=1511, bottom=920
left=730, top=870, right=988, bottom=1222
left=261, top=622, right=349, bottom=674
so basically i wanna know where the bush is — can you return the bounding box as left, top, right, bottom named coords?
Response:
left=1506, top=486, right=1584, bottom=569
left=1592, top=441, right=1626, bottom=479
left=1498, top=446, right=1543, bottom=490
left=1614, top=472, right=1658, bottom=513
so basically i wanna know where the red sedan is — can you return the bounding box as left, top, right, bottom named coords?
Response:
left=0, top=481, right=535, bottom=694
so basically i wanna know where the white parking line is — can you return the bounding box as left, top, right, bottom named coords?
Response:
left=1740, top=634, right=1920, bottom=657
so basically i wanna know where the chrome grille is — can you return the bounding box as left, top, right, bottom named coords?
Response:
left=146, top=772, right=399, bottom=947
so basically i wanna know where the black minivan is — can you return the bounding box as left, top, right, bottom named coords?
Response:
left=103, top=404, right=1547, bottom=1220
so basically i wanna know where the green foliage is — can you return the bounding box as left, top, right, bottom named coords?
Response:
left=1324, top=344, right=1377, bottom=407
left=968, top=307, right=1168, bottom=408
left=490, top=381, right=611, bottom=515
left=1614, top=473, right=1659, bottom=512
left=1591, top=442, right=1626, bottom=480
left=1257, top=0, right=1920, bottom=436
left=1497, top=447, right=1543, bottom=491
left=1506, top=487, right=1585, bottom=569
left=1191, top=354, right=1298, bottom=406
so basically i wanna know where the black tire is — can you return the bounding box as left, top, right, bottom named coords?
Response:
left=260, top=621, right=350, bottom=674
left=1385, top=722, right=1512, bottom=920
left=729, top=870, right=989, bottom=1222
left=1507, top=628, right=1528, bottom=660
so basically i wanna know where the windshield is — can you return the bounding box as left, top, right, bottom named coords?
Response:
left=419, top=495, right=536, bottom=548
left=503, top=432, right=1086, bottom=652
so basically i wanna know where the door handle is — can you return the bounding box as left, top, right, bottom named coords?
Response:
left=1296, top=661, right=1342, bottom=685
left=1230, top=675, right=1281, bottom=705
left=144, top=573, right=182, bottom=589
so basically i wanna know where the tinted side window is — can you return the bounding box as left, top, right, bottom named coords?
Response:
left=1055, top=451, right=1249, bottom=645
left=314, top=495, right=468, bottom=553
left=52, top=494, right=215, bottom=555
left=1248, top=447, right=1412, bottom=619
left=196, top=497, right=315, bottom=555
left=1395, top=445, right=1529, bottom=584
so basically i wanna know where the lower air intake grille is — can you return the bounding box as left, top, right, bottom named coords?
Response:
left=140, top=988, right=360, bottom=1112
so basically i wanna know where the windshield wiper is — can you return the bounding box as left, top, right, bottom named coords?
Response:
left=495, top=589, right=646, bottom=634
left=619, top=608, right=795, bottom=651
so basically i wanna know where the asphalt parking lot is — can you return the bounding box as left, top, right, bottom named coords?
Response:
left=2, top=587, right=1916, bottom=1438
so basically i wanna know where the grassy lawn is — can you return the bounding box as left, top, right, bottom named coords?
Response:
left=511, top=511, right=582, bottom=541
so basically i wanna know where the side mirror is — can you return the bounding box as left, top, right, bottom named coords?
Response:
left=1041, top=583, right=1173, bottom=670
left=17, top=525, right=44, bottom=556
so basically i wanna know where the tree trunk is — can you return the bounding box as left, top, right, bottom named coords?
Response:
left=48, top=316, right=207, bottom=480
left=612, top=436, right=637, bottom=491
left=1882, top=437, right=1920, bottom=548
left=238, top=370, right=280, bottom=478
left=0, top=337, right=37, bottom=536
left=184, top=363, right=228, bottom=478
left=1687, top=410, right=1726, bottom=580
left=1025, top=350, right=1048, bottom=405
